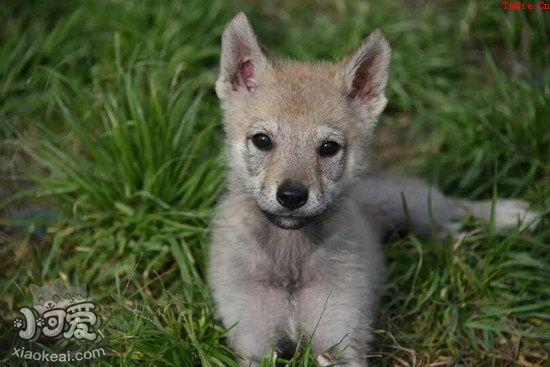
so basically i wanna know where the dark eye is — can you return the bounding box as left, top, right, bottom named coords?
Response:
left=251, top=133, right=273, bottom=151
left=318, top=141, right=341, bottom=157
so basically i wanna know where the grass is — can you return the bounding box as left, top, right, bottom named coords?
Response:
left=1, top=0, right=548, bottom=365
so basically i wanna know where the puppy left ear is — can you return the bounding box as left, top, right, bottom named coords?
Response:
left=339, top=29, right=391, bottom=117
left=216, top=12, right=271, bottom=100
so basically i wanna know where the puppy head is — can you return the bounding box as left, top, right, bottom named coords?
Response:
left=216, top=13, right=391, bottom=229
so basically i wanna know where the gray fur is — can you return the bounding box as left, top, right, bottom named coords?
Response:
left=209, top=13, right=539, bottom=366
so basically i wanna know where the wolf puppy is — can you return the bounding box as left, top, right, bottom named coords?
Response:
left=209, top=13, right=537, bottom=366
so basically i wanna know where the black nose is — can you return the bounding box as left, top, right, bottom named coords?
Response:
left=276, top=182, right=309, bottom=210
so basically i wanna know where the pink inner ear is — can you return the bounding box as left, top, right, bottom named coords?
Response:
left=232, top=57, right=256, bottom=92
left=348, top=67, right=373, bottom=101
left=347, top=54, right=380, bottom=102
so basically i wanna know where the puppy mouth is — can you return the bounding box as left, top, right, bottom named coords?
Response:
left=261, top=211, right=314, bottom=230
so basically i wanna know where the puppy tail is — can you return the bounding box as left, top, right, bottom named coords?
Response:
left=354, top=171, right=539, bottom=240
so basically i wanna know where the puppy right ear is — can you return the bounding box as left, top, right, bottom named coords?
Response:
left=215, top=12, right=271, bottom=100
left=338, top=29, right=391, bottom=119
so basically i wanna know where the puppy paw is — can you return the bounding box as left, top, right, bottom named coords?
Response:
left=316, top=352, right=333, bottom=366
left=492, top=199, right=540, bottom=231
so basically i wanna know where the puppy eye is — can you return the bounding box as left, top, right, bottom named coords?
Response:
left=318, top=141, right=341, bottom=157
left=251, top=133, right=273, bottom=151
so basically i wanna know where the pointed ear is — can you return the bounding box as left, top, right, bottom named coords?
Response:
left=215, top=12, right=271, bottom=100
left=339, top=29, right=391, bottom=117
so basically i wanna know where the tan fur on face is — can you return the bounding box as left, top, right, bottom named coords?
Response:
left=216, top=13, right=390, bottom=221
left=221, top=59, right=382, bottom=218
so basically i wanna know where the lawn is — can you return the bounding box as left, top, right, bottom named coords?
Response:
left=0, top=0, right=549, bottom=366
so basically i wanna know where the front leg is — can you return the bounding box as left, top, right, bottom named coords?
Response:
left=213, top=283, right=291, bottom=366
left=297, top=284, right=374, bottom=366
